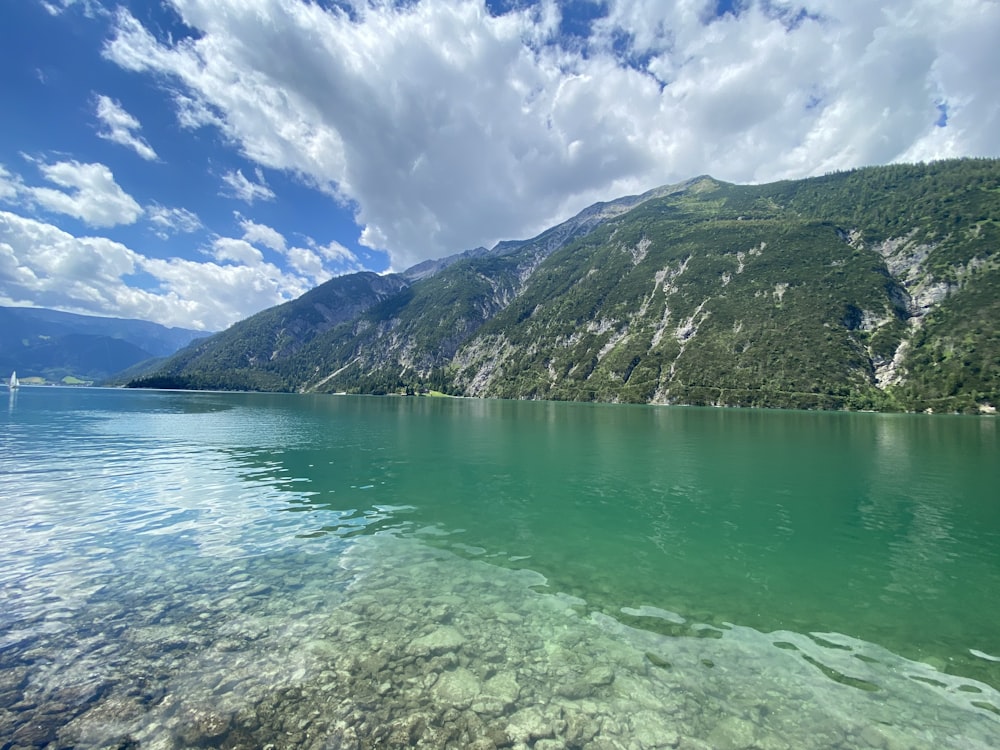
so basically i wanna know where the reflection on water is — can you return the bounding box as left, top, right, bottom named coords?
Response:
left=1, top=389, right=998, bottom=747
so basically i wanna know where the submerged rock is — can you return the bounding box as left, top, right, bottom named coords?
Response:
left=706, top=715, right=758, bottom=750
left=4, top=533, right=1000, bottom=750
left=433, top=667, right=482, bottom=708
left=483, top=672, right=521, bottom=706
left=408, top=626, right=466, bottom=656
left=175, top=704, right=231, bottom=745
left=505, top=705, right=565, bottom=743
left=630, top=709, right=681, bottom=748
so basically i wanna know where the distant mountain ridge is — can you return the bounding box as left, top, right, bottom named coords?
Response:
left=129, top=160, right=1000, bottom=413
left=0, top=307, right=208, bottom=383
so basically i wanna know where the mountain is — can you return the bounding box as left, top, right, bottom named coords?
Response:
left=128, top=159, right=1000, bottom=413
left=0, top=307, right=208, bottom=383
left=125, top=272, right=411, bottom=391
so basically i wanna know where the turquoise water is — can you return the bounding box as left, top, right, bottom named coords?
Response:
left=1, top=387, right=998, bottom=748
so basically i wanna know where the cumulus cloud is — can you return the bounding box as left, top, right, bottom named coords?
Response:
left=221, top=168, right=275, bottom=203
left=0, top=209, right=142, bottom=315
left=147, top=203, right=202, bottom=238
left=316, top=239, right=359, bottom=266
left=239, top=216, right=286, bottom=253
left=21, top=159, right=143, bottom=227
left=141, top=253, right=313, bottom=328
left=234, top=216, right=361, bottom=285
left=285, top=246, right=327, bottom=279
left=103, top=0, right=1000, bottom=268
left=211, top=237, right=264, bottom=266
left=287, top=238, right=363, bottom=282
left=95, top=95, right=159, bottom=161
left=0, top=209, right=316, bottom=330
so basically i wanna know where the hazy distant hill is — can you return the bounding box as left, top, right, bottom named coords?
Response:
left=129, top=159, right=1000, bottom=413
left=0, top=307, right=208, bottom=383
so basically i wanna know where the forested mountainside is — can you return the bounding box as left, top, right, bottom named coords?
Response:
left=129, top=159, right=1000, bottom=413
left=0, top=307, right=207, bottom=383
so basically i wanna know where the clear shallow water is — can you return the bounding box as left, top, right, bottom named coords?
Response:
left=1, top=387, right=998, bottom=749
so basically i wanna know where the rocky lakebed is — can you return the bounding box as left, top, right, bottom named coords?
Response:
left=2, top=532, right=998, bottom=750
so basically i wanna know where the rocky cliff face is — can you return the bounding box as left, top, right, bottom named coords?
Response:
left=132, top=160, right=1000, bottom=413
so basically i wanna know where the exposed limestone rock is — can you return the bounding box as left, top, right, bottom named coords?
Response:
left=649, top=304, right=673, bottom=350
left=662, top=257, right=691, bottom=295
left=859, top=309, right=891, bottom=332
left=675, top=299, right=710, bottom=343
left=627, top=236, right=652, bottom=265
left=875, top=338, right=912, bottom=389
left=875, top=232, right=929, bottom=280
left=597, top=327, right=630, bottom=362
left=586, top=318, right=618, bottom=335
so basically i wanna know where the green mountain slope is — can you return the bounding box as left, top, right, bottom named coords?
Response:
left=130, top=160, right=1000, bottom=413
left=128, top=272, right=410, bottom=391
left=0, top=306, right=207, bottom=383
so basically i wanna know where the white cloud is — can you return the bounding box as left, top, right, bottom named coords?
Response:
left=95, top=95, right=159, bottom=161
left=0, top=209, right=316, bottom=330
left=285, top=239, right=362, bottom=282
left=41, top=0, right=107, bottom=18
left=316, top=239, right=359, bottom=266
left=285, top=246, right=327, bottom=279
left=142, top=255, right=311, bottom=329
left=22, top=159, right=143, bottom=227
left=0, top=209, right=142, bottom=314
left=221, top=168, right=276, bottom=203
left=0, top=165, right=23, bottom=201
left=234, top=217, right=360, bottom=284
left=147, top=203, right=202, bottom=238
left=175, top=92, right=224, bottom=130
left=104, top=0, right=1000, bottom=269
left=239, top=217, right=286, bottom=252
left=212, top=237, right=264, bottom=265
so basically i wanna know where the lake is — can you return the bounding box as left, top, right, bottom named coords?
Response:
left=1, top=387, right=998, bottom=749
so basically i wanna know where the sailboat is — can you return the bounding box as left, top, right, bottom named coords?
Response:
left=8, top=371, right=19, bottom=390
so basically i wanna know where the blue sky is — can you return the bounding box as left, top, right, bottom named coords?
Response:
left=1, top=0, right=997, bottom=331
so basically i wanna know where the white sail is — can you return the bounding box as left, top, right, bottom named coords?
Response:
left=9, top=371, right=18, bottom=390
